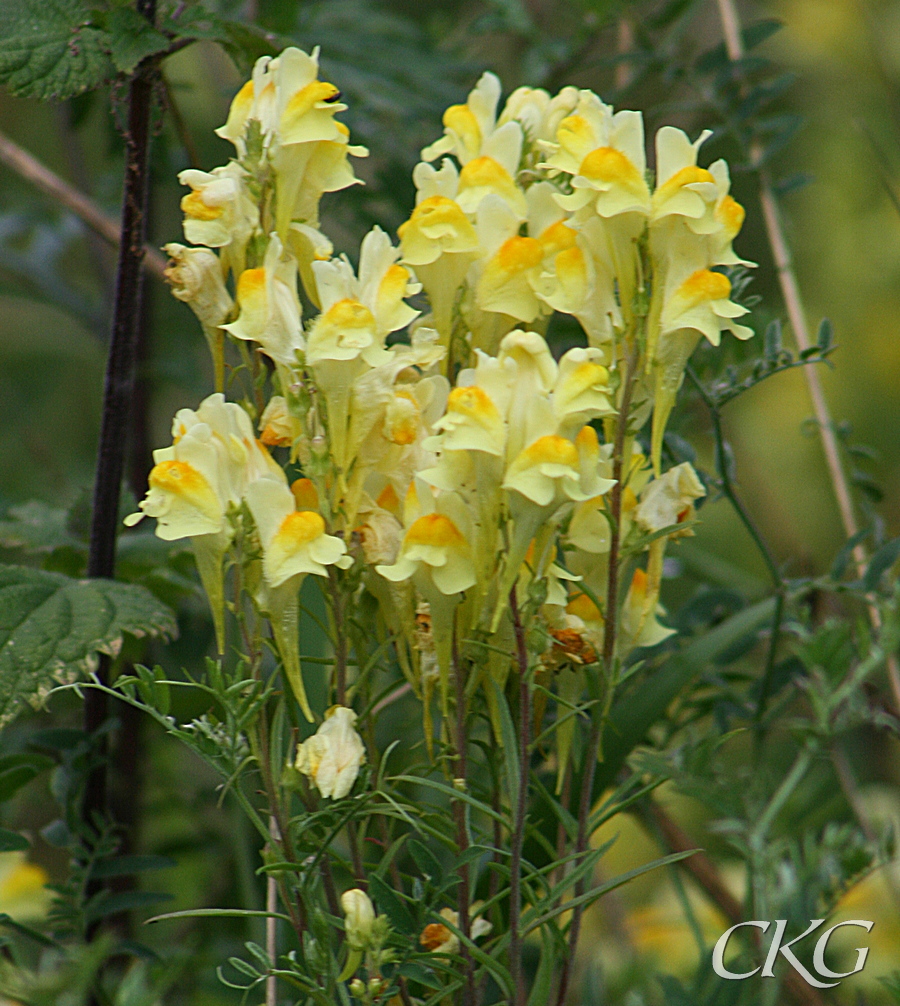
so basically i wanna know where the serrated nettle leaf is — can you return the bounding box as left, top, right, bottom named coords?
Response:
left=0, top=0, right=114, bottom=100
left=105, top=6, right=170, bottom=75
left=0, top=564, right=177, bottom=728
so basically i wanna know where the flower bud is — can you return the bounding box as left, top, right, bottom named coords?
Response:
left=341, top=888, right=375, bottom=950
left=163, top=244, right=233, bottom=330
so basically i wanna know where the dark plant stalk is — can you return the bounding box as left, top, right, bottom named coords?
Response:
left=451, top=631, right=477, bottom=1006
left=685, top=367, right=785, bottom=721
left=508, top=587, right=531, bottom=1006
left=83, top=0, right=158, bottom=908
left=554, top=351, right=637, bottom=1006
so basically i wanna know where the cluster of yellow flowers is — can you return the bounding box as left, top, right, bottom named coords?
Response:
left=129, top=48, right=753, bottom=774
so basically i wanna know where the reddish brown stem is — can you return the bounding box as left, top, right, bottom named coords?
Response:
left=509, top=587, right=532, bottom=1006
left=554, top=351, right=637, bottom=1006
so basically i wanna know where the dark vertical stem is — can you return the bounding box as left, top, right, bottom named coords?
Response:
left=451, top=632, right=476, bottom=1006
left=509, top=587, right=531, bottom=1006
left=554, top=351, right=637, bottom=1006
left=82, top=0, right=158, bottom=918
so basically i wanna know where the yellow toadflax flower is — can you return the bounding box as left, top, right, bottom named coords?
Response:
left=541, top=91, right=650, bottom=219
left=246, top=477, right=348, bottom=719
left=177, top=163, right=258, bottom=277
left=163, top=243, right=233, bottom=391
left=419, top=906, right=492, bottom=955
left=377, top=508, right=476, bottom=598
left=295, top=706, right=366, bottom=799
left=398, top=159, right=480, bottom=342
left=634, top=462, right=706, bottom=538
left=125, top=393, right=283, bottom=651
left=421, top=72, right=504, bottom=165
left=215, top=47, right=367, bottom=240
left=650, top=268, right=753, bottom=472
left=222, top=234, right=304, bottom=369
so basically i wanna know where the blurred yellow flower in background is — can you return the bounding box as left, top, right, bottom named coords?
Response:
left=0, top=853, right=50, bottom=923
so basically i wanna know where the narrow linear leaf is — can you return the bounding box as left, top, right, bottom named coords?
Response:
left=146, top=908, right=294, bottom=925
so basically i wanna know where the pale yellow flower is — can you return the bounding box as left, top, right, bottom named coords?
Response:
left=125, top=394, right=279, bottom=540
left=541, top=91, right=650, bottom=218
left=474, top=195, right=546, bottom=323
left=245, top=478, right=348, bottom=589
left=307, top=226, right=419, bottom=368
left=258, top=396, right=297, bottom=449
left=178, top=163, right=258, bottom=252
left=0, top=853, right=50, bottom=923
left=634, top=463, right=705, bottom=538
left=221, top=234, right=304, bottom=367
left=163, top=243, right=233, bottom=331
left=295, top=706, right=366, bottom=799
left=660, top=269, right=753, bottom=347
left=420, top=906, right=492, bottom=955
left=619, top=567, right=675, bottom=651
left=217, top=47, right=348, bottom=153
left=377, top=506, right=476, bottom=596
left=650, top=126, right=718, bottom=230
left=398, top=160, right=480, bottom=341
left=421, top=72, right=503, bottom=164
left=497, top=84, right=580, bottom=146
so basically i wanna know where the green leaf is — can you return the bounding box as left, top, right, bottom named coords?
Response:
left=407, top=839, right=444, bottom=884
left=489, top=676, right=520, bottom=811
left=85, top=890, right=172, bottom=923
left=0, top=502, right=82, bottom=555
left=0, top=0, right=113, bottom=100
left=0, top=827, right=29, bottom=852
left=830, top=528, right=872, bottom=581
left=0, top=758, right=52, bottom=802
left=368, top=873, right=415, bottom=935
left=105, top=7, right=169, bottom=75
left=91, top=854, right=175, bottom=879
left=862, top=537, right=900, bottom=592
left=0, top=564, right=177, bottom=727
left=145, top=907, right=293, bottom=925
left=816, top=317, right=835, bottom=352
left=597, top=598, right=777, bottom=789
left=763, top=319, right=782, bottom=361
